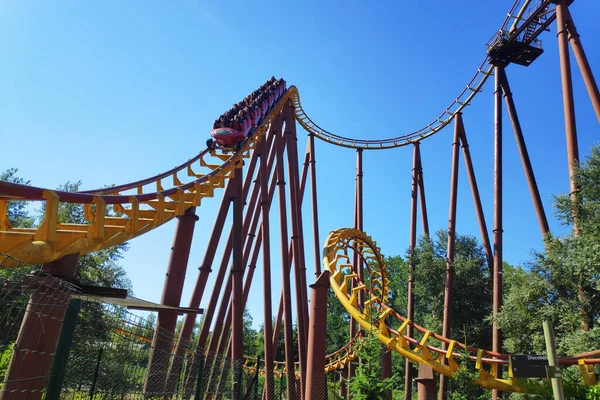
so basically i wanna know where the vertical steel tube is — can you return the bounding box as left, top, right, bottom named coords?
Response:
left=146, top=206, right=198, bottom=394
left=439, top=116, right=461, bottom=400
left=404, top=143, right=419, bottom=400
left=356, top=149, right=364, bottom=307
left=458, top=122, right=494, bottom=276
left=309, top=133, right=322, bottom=277
left=415, top=144, right=430, bottom=236
left=305, top=271, right=330, bottom=400
left=275, top=115, right=297, bottom=400
left=260, top=133, right=275, bottom=399
left=564, top=7, right=600, bottom=123
left=499, top=69, right=550, bottom=237
left=555, top=0, right=581, bottom=234
left=284, top=108, right=308, bottom=396
left=231, top=169, right=244, bottom=399
left=492, top=65, right=504, bottom=400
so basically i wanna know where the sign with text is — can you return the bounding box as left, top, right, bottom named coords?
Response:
left=510, top=354, right=549, bottom=378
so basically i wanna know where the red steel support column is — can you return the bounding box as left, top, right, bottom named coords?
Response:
left=416, top=364, right=436, bottom=400
left=260, top=132, right=275, bottom=400
left=231, top=168, right=244, bottom=399
left=499, top=69, right=550, bottom=237
left=492, top=65, right=504, bottom=400
left=458, top=122, right=494, bottom=276
left=356, top=149, right=364, bottom=306
left=555, top=0, right=581, bottom=234
left=275, top=117, right=297, bottom=400
left=284, top=106, right=308, bottom=397
left=305, top=271, right=330, bottom=400
left=286, top=108, right=310, bottom=336
left=145, top=206, right=198, bottom=395
left=563, top=7, right=600, bottom=123
left=1, top=254, right=79, bottom=400
left=309, top=133, right=322, bottom=277
left=439, top=116, right=461, bottom=400
left=555, top=4, right=591, bottom=333
left=415, top=144, right=430, bottom=236
left=404, top=143, right=419, bottom=400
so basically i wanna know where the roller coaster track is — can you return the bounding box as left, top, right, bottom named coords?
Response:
left=0, top=0, right=596, bottom=395
left=323, top=228, right=599, bottom=393
left=0, top=0, right=556, bottom=265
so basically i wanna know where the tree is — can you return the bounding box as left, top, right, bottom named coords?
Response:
left=0, top=168, right=35, bottom=228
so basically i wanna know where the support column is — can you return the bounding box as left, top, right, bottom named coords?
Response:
left=260, top=133, right=276, bottom=399
left=415, top=144, right=430, bottom=236
left=563, top=6, right=600, bottom=123
left=458, top=123, right=494, bottom=275
left=275, top=118, right=297, bottom=400
left=231, top=169, right=244, bottom=399
left=404, top=143, right=419, bottom=400
left=305, top=271, right=330, bottom=400
left=309, top=133, right=322, bottom=277
left=381, top=346, right=392, bottom=400
left=145, top=207, right=198, bottom=395
left=284, top=106, right=308, bottom=397
left=1, top=254, right=79, bottom=400
left=439, top=115, right=461, bottom=400
left=416, top=364, right=436, bottom=400
left=555, top=0, right=581, bottom=233
left=499, top=69, right=550, bottom=237
left=492, top=64, right=504, bottom=400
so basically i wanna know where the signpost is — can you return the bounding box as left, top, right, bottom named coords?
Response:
left=510, top=354, right=549, bottom=378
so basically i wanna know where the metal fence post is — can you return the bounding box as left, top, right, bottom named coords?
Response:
left=44, top=298, right=81, bottom=400
left=89, top=346, right=104, bottom=399
left=194, top=353, right=205, bottom=400
left=543, top=321, right=565, bottom=400
left=254, top=356, right=260, bottom=400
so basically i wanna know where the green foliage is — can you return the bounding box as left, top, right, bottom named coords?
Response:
left=446, top=351, right=488, bottom=400
left=0, top=168, right=35, bottom=228
left=0, top=343, right=14, bottom=379
left=349, top=327, right=394, bottom=400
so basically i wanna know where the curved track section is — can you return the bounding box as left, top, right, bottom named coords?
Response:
left=323, top=228, right=599, bottom=393
left=0, top=92, right=292, bottom=267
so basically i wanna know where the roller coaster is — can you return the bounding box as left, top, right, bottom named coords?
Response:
left=1, top=0, right=600, bottom=398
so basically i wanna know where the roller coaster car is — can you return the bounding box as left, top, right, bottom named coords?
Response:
left=207, top=127, right=247, bottom=152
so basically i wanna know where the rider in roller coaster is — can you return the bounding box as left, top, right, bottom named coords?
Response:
left=207, top=77, right=287, bottom=152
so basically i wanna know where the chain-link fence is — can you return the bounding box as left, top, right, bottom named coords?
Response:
left=0, top=257, right=261, bottom=400
left=0, top=254, right=514, bottom=399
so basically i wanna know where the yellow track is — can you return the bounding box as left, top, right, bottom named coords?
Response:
left=323, top=228, right=598, bottom=393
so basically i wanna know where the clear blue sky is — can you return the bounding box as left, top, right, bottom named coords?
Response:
left=1, top=0, right=599, bottom=329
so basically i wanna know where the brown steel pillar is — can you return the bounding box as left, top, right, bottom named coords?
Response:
left=404, top=143, right=419, bottom=400
left=260, top=132, right=276, bottom=400
left=555, top=2, right=591, bottom=333
left=145, top=207, right=198, bottom=395
left=499, top=69, right=550, bottom=237
left=439, top=116, right=461, bottom=400
left=309, top=133, right=322, bottom=277
left=305, top=271, right=330, bottom=400
left=415, top=144, right=430, bottom=236
left=458, top=122, right=494, bottom=275
left=555, top=0, right=581, bottom=234
left=172, top=180, right=233, bottom=386
left=492, top=65, right=504, bottom=400
left=284, top=107, right=308, bottom=398
left=286, top=108, right=310, bottom=341
left=563, top=7, right=600, bottom=123
left=416, top=364, right=436, bottom=400
left=275, top=118, right=297, bottom=400
left=381, top=345, right=392, bottom=400
left=356, top=149, right=364, bottom=306
left=1, top=254, right=79, bottom=400
left=231, top=169, right=244, bottom=399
